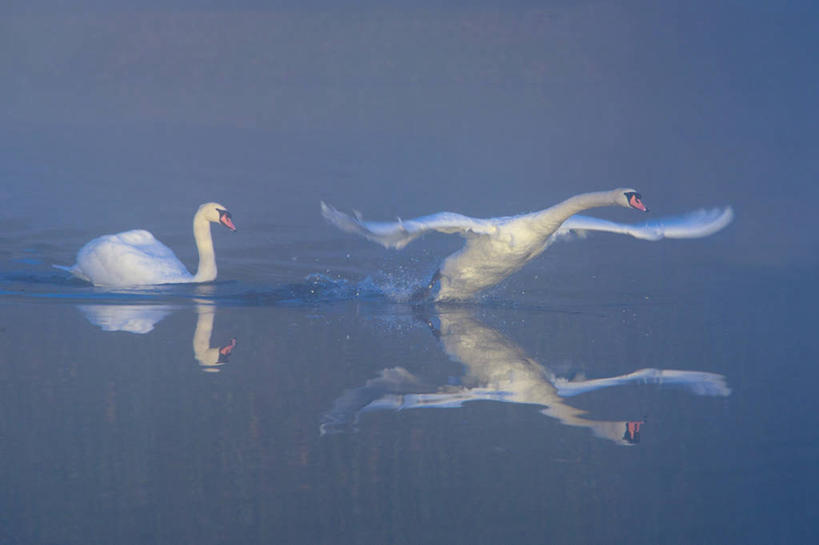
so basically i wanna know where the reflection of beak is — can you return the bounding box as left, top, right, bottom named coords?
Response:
left=220, top=215, right=237, bottom=231
left=623, top=420, right=643, bottom=444
left=218, top=337, right=238, bottom=363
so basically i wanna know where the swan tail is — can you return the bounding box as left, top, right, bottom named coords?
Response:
left=52, top=263, right=89, bottom=282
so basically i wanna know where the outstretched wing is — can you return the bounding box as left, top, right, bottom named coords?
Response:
left=321, top=202, right=499, bottom=249
left=557, top=207, right=734, bottom=241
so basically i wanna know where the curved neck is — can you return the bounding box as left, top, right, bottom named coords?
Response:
left=530, top=190, right=619, bottom=233
left=192, top=211, right=217, bottom=282
left=193, top=304, right=219, bottom=367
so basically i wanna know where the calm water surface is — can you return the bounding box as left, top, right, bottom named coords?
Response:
left=1, top=224, right=817, bottom=545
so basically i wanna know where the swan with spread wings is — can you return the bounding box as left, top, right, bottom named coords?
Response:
left=322, top=189, right=733, bottom=301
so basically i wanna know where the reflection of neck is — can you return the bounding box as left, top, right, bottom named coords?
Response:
left=192, top=210, right=216, bottom=282
left=437, top=310, right=631, bottom=444
left=193, top=304, right=220, bottom=369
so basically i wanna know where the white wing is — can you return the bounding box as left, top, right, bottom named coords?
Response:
left=72, top=230, right=192, bottom=286
left=557, top=207, right=734, bottom=241
left=321, top=202, right=499, bottom=249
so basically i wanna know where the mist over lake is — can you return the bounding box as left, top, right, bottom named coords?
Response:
left=2, top=2, right=818, bottom=544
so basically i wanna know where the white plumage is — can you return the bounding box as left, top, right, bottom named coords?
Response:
left=57, top=202, right=236, bottom=288
left=322, top=189, right=733, bottom=300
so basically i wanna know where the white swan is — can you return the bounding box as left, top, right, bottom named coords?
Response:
left=321, top=189, right=733, bottom=300
left=57, top=202, right=236, bottom=287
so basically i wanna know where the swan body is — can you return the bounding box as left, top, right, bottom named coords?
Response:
left=321, top=189, right=733, bottom=301
left=58, top=202, right=236, bottom=287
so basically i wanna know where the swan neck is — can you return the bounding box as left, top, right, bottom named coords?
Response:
left=553, top=190, right=617, bottom=218
left=192, top=212, right=217, bottom=282
left=533, top=190, right=618, bottom=232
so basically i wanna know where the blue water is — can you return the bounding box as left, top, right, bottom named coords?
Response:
left=3, top=2, right=819, bottom=544
left=2, top=234, right=818, bottom=544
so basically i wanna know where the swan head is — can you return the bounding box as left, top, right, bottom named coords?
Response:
left=615, top=189, right=648, bottom=212
left=197, top=202, right=236, bottom=231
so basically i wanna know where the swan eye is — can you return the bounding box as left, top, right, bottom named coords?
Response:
left=217, top=209, right=236, bottom=231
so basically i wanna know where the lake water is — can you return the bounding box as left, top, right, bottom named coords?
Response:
left=2, top=3, right=819, bottom=545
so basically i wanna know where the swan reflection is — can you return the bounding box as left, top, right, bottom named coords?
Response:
left=192, top=304, right=237, bottom=372
left=322, top=308, right=730, bottom=445
left=78, top=304, right=174, bottom=334
left=77, top=302, right=237, bottom=372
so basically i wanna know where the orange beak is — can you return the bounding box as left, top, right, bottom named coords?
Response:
left=220, top=214, right=237, bottom=231
left=629, top=194, right=648, bottom=212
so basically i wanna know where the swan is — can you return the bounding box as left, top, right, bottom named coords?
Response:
left=57, top=202, right=236, bottom=287
left=321, top=189, right=733, bottom=300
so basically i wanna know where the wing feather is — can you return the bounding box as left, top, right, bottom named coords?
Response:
left=321, top=202, right=498, bottom=249
left=557, top=207, right=734, bottom=241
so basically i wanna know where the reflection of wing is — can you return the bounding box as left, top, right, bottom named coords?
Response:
left=323, top=307, right=732, bottom=445
left=320, top=368, right=424, bottom=434
left=78, top=304, right=174, bottom=334
left=79, top=303, right=236, bottom=372
left=554, top=368, right=731, bottom=397
left=321, top=202, right=499, bottom=249
left=557, top=207, right=734, bottom=241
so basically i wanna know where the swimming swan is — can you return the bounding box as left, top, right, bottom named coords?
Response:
left=321, top=189, right=733, bottom=300
left=57, top=202, right=236, bottom=287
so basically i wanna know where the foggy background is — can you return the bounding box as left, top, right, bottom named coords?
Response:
left=1, top=1, right=817, bottom=268
left=2, top=5, right=819, bottom=544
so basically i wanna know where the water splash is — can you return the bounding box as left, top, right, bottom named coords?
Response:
left=0, top=265, right=435, bottom=307
left=271, top=271, right=429, bottom=304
